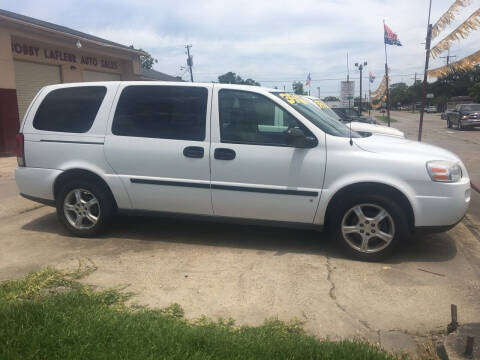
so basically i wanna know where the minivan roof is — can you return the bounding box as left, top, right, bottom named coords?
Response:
left=41, top=81, right=281, bottom=93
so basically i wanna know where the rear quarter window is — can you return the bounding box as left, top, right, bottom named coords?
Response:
left=33, top=86, right=107, bottom=133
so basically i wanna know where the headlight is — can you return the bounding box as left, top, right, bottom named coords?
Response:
left=426, top=160, right=462, bottom=182
left=461, top=115, right=469, bottom=119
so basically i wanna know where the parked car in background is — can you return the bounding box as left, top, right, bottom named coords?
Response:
left=331, top=107, right=376, bottom=124
left=446, top=103, right=480, bottom=130
left=307, top=98, right=405, bottom=138
left=424, top=106, right=437, bottom=113
left=15, top=82, right=470, bottom=261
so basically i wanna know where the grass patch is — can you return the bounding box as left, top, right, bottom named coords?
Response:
left=0, top=263, right=405, bottom=360
left=375, top=115, right=398, bottom=123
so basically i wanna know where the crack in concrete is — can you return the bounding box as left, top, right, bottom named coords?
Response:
left=464, top=215, right=480, bottom=242
left=326, top=256, right=379, bottom=343
left=326, top=256, right=346, bottom=312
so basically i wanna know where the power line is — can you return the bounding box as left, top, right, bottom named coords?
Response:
left=247, top=73, right=425, bottom=83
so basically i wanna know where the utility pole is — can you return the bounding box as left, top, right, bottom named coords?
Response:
left=347, top=52, right=351, bottom=110
left=317, top=86, right=321, bottom=99
left=440, top=49, right=456, bottom=112
left=440, top=49, right=456, bottom=66
left=355, top=61, right=367, bottom=114
left=368, top=79, right=371, bottom=116
left=185, top=44, right=194, bottom=82
left=410, top=72, right=417, bottom=113
left=418, top=0, right=433, bottom=142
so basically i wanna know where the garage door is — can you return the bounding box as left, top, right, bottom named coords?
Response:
left=14, top=61, right=62, bottom=122
left=83, top=70, right=121, bottom=82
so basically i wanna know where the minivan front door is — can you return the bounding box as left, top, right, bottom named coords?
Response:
left=210, top=88, right=326, bottom=223
left=104, top=84, right=213, bottom=215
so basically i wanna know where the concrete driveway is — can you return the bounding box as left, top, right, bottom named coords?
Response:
left=1, top=113, right=480, bottom=351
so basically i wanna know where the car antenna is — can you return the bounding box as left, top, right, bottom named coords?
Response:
left=349, top=120, right=353, bottom=146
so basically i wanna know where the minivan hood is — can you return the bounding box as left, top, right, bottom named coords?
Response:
left=353, top=134, right=460, bottom=162
left=349, top=122, right=405, bottom=138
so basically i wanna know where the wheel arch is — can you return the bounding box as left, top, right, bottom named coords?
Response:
left=53, top=168, right=118, bottom=210
left=324, top=182, right=415, bottom=233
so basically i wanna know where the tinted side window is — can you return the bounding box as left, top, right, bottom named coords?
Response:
left=112, top=86, right=207, bottom=141
left=219, top=89, right=311, bottom=146
left=33, top=87, right=106, bottom=133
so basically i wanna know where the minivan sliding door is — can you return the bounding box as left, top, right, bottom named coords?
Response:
left=104, top=84, right=213, bottom=215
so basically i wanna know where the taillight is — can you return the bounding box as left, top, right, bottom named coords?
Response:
left=15, top=133, right=25, bottom=167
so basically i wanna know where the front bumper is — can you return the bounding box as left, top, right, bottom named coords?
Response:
left=461, top=119, right=480, bottom=126
left=413, top=178, right=470, bottom=228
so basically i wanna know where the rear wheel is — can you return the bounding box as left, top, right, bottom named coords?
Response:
left=56, top=180, right=114, bottom=237
left=330, top=194, right=408, bottom=261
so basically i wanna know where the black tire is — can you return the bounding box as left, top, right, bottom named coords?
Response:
left=329, top=194, right=409, bottom=261
left=56, top=179, right=114, bottom=237
left=458, top=119, right=463, bottom=130
left=447, top=119, right=452, bottom=128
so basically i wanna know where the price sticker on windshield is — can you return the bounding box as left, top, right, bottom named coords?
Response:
left=313, top=100, right=329, bottom=109
left=278, top=93, right=308, bottom=105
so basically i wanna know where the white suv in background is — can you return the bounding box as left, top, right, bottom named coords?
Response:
left=15, top=82, right=470, bottom=260
left=306, top=97, right=405, bottom=138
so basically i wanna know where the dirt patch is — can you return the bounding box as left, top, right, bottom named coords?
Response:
left=0, top=157, right=16, bottom=180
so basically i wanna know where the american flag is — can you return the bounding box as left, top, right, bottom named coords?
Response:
left=369, top=72, right=375, bottom=83
left=384, top=24, right=402, bottom=46
left=305, top=73, right=311, bottom=86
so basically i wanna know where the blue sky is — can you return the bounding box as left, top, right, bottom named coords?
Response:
left=2, top=0, right=480, bottom=98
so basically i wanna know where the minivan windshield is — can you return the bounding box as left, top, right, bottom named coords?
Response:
left=309, top=99, right=343, bottom=121
left=461, top=104, right=480, bottom=111
left=272, top=92, right=360, bottom=138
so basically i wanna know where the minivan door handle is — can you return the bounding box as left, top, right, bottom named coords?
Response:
left=214, top=148, right=236, bottom=160
left=183, top=146, right=204, bottom=158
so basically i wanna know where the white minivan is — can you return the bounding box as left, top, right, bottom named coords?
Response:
left=15, top=82, right=470, bottom=260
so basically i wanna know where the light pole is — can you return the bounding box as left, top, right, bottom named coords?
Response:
left=355, top=61, right=367, bottom=114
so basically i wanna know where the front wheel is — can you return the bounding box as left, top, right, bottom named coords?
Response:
left=330, top=194, right=408, bottom=261
left=447, top=119, right=452, bottom=128
left=458, top=119, right=463, bottom=130
left=56, top=180, right=114, bottom=237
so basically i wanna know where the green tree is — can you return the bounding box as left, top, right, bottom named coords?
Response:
left=218, top=72, right=260, bottom=86
left=323, top=96, right=339, bottom=101
left=130, top=46, right=158, bottom=69
left=389, top=83, right=409, bottom=107
left=292, top=81, right=306, bottom=95
left=469, top=82, right=480, bottom=102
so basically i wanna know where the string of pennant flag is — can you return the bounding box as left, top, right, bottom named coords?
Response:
left=428, top=0, right=480, bottom=77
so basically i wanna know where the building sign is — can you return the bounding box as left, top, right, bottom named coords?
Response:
left=340, top=81, right=355, bottom=107
left=11, top=41, right=119, bottom=70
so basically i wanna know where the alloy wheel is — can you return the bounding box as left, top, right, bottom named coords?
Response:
left=341, top=203, right=395, bottom=254
left=63, top=188, right=100, bottom=230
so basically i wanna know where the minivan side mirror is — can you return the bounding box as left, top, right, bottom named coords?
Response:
left=286, top=128, right=317, bottom=148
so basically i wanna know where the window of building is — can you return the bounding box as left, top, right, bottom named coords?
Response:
left=33, top=86, right=107, bottom=133
left=219, top=89, right=312, bottom=146
left=112, top=86, right=208, bottom=141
